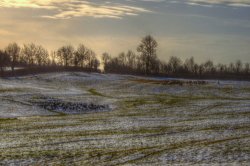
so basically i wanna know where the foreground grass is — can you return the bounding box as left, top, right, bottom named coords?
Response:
left=0, top=73, right=250, bottom=165
left=1, top=94, right=249, bottom=165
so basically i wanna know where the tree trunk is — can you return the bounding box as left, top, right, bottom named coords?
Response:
left=0, top=67, right=4, bottom=77
left=11, top=64, right=14, bottom=73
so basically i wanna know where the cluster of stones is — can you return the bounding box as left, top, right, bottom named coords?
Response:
left=32, top=97, right=109, bottom=113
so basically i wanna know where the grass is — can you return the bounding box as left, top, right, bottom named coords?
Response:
left=0, top=88, right=23, bottom=93
left=221, top=86, right=234, bottom=93
left=1, top=73, right=250, bottom=165
left=88, top=88, right=108, bottom=97
left=1, top=107, right=249, bottom=165
left=0, top=118, right=18, bottom=124
left=132, top=79, right=207, bottom=86
left=123, top=94, right=190, bottom=109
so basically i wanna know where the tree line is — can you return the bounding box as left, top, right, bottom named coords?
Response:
left=102, top=35, right=250, bottom=79
left=1, top=35, right=250, bottom=79
left=0, top=43, right=100, bottom=75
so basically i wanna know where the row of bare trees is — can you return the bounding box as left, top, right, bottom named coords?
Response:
left=0, top=43, right=100, bottom=74
left=102, top=35, right=250, bottom=79
left=1, top=35, right=250, bottom=79
left=160, top=57, right=250, bottom=76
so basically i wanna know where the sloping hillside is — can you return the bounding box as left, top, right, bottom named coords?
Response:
left=0, top=72, right=249, bottom=165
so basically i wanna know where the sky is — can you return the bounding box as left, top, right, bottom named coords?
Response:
left=0, top=0, right=250, bottom=64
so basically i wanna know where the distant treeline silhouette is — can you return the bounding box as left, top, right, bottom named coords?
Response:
left=102, top=35, right=250, bottom=80
left=0, top=43, right=100, bottom=76
left=0, top=35, right=250, bottom=80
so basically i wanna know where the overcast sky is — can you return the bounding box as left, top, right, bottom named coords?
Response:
left=0, top=0, right=250, bottom=63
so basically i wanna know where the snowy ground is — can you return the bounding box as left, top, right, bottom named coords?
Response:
left=0, top=72, right=249, bottom=165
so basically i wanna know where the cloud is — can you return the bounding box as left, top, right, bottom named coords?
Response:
left=0, top=0, right=60, bottom=9
left=153, top=0, right=250, bottom=8
left=186, top=0, right=250, bottom=8
left=136, top=0, right=250, bottom=8
left=0, top=0, right=151, bottom=19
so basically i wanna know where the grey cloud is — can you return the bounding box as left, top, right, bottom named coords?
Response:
left=0, top=0, right=151, bottom=19
left=184, top=0, right=250, bottom=8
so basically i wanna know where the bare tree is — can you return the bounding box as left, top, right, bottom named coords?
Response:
left=50, top=51, right=57, bottom=66
left=217, top=63, right=226, bottom=74
left=118, top=52, right=126, bottom=68
left=184, top=57, right=195, bottom=73
left=85, top=49, right=99, bottom=69
left=92, top=59, right=100, bottom=71
left=0, top=50, right=10, bottom=75
left=35, top=45, right=49, bottom=66
left=5, top=43, right=20, bottom=72
left=228, top=62, right=235, bottom=74
left=198, top=64, right=204, bottom=76
left=235, top=60, right=242, bottom=74
left=21, top=43, right=38, bottom=66
left=244, top=63, right=250, bottom=74
left=137, top=35, right=158, bottom=75
left=102, top=52, right=111, bottom=72
left=102, top=52, right=111, bottom=64
left=57, top=45, right=74, bottom=67
left=136, top=55, right=143, bottom=73
left=168, top=56, right=182, bottom=74
left=126, top=50, right=136, bottom=71
left=203, top=60, right=214, bottom=74
left=74, top=44, right=89, bottom=67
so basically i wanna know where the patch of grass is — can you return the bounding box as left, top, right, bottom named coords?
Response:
left=88, top=88, right=107, bottom=97
left=155, top=95, right=187, bottom=106
left=88, top=146, right=160, bottom=165
left=0, top=88, right=23, bottom=93
left=221, top=86, right=234, bottom=93
left=46, top=109, right=67, bottom=116
left=156, top=93, right=203, bottom=100
left=201, top=124, right=250, bottom=131
left=122, top=94, right=188, bottom=112
left=241, top=87, right=250, bottom=93
left=55, top=126, right=170, bottom=138
left=158, top=92, right=250, bottom=101
left=0, top=118, right=18, bottom=124
left=205, top=111, right=250, bottom=117
left=0, top=149, right=79, bottom=161
left=132, top=79, right=207, bottom=86
left=120, top=135, right=250, bottom=165
left=124, top=98, right=150, bottom=108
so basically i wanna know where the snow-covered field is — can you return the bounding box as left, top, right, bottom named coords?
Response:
left=0, top=72, right=249, bottom=165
